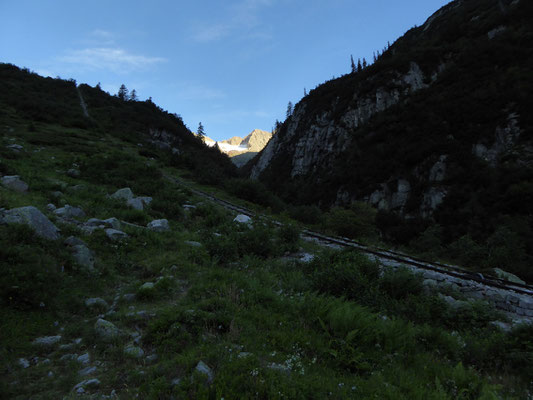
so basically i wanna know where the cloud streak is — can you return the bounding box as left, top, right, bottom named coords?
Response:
left=58, top=47, right=166, bottom=73
left=192, top=0, right=273, bottom=43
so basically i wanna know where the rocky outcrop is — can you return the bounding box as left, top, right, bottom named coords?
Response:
left=251, top=62, right=431, bottom=180
left=1, top=206, right=60, bottom=240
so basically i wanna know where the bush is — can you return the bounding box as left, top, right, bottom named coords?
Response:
left=379, top=268, right=423, bottom=300
left=277, top=224, right=300, bottom=253
left=323, top=202, right=377, bottom=240
left=288, top=205, right=323, bottom=225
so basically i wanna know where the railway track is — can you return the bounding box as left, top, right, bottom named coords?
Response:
left=169, top=176, right=533, bottom=302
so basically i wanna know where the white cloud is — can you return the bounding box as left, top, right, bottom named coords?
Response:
left=58, top=47, right=166, bottom=73
left=89, top=29, right=115, bottom=45
left=192, top=0, right=274, bottom=43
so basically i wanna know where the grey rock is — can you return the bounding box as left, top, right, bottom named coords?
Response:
left=103, top=217, right=121, bottom=229
left=491, top=321, right=512, bottom=333
left=267, top=362, right=291, bottom=374
left=7, top=144, right=23, bottom=152
left=122, top=293, right=136, bottom=302
left=77, top=353, right=90, bottom=365
left=124, top=345, right=145, bottom=358
left=139, top=282, right=155, bottom=290
left=195, top=361, right=214, bottom=384
left=147, top=219, right=169, bottom=232
left=51, top=191, right=63, bottom=198
left=72, top=245, right=95, bottom=270
left=185, top=240, right=202, bottom=247
left=233, top=214, right=252, bottom=224
left=237, top=352, right=252, bottom=359
left=111, top=188, right=134, bottom=201
left=94, top=319, right=120, bottom=342
left=54, top=204, right=86, bottom=219
left=46, top=203, right=56, bottom=212
left=73, top=378, right=100, bottom=394
left=429, top=155, right=447, bottom=182
left=1, top=175, right=29, bottom=192
left=60, top=353, right=78, bottom=361
left=494, top=268, right=526, bottom=285
left=18, top=358, right=30, bottom=368
left=105, top=228, right=128, bottom=241
left=171, top=378, right=182, bottom=386
left=67, top=168, right=80, bottom=178
left=127, top=197, right=144, bottom=211
left=138, top=196, right=153, bottom=206
left=33, top=335, right=62, bottom=347
left=79, top=366, right=97, bottom=376
left=146, top=354, right=158, bottom=363
left=183, top=204, right=196, bottom=210
left=85, top=298, right=109, bottom=309
left=65, top=236, right=86, bottom=247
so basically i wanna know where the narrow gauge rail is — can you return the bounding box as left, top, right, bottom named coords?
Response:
left=170, top=177, right=533, bottom=297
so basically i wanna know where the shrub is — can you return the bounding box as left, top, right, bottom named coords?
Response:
left=323, top=202, right=377, bottom=240
left=379, top=268, right=423, bottom=300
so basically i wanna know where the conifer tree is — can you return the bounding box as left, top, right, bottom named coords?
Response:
left=357, top=58, right=363, bottom=73
left=351, top=55, right=356, bottom=73
left=130, top=89, right=138, bottom=101
left=286, top=101, right=293, bottom=118
left=117, top=84, right=129, bottom=101
left=197, top=122, right=205, bottom=136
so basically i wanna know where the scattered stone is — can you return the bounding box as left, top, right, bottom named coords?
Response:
left=94, top=319, right=121, bottom=342
left=185, top=240, right=202, bottom=248
left=79, top=366, right=97, bottom=376
left=146, top=354, right=158, bottom=363
left=111, top=188, right=134, bottom=201
left=77, top=353, right=90, bottom=365
left=171, top=378, right=182, bottom=386
left=72, top=245, right=95, bottom=270
left=60, top=354, right=78, bottom=362
left=122, top=293, right=136, bottom=302
left=127, top=197, right=144, bottom=211
left=67, top=168, right=81, bottom=178
left=147, top=219, right=169, bottom=232
left=103, top=217, right=121, bottom=230
left=47, top=371, right=54, bottom=377
left=299, top=253, right=314, bottom=263
left=1, top=175, right=29, bottom=192
left=124, top=345, right=145, bottom=358
left=105, top=228, right=128, bottom=241
left=68, top=184, right=86, bottom=192
left=139, top=282, right=155, bottom=290
left=85, top=298, right=109, bottom=309
left=51, top=191, right=63, bottom=198
left=18, top=358, right=30, bottom=369
left=73, top=378, right=100, bottom=394
left=65, top=236, right=86, bottom=247
left=233, top=214, right=252, bottom=224
left=267, top=362, right=291, bottom=374
left=32, top=335, right=62, bottom=347
left=138, top=196, right=153, bottom=206
left=237, top=352, right=252, bottom=359
left=183, top=204, right=196, bottom=210
left=54, top=204, right=86, bottom=219
left=195, top=361, right=214, bottom=384
left=7, top=144, right=23, bottom=152
left=46, top=203, right=56, bottom=212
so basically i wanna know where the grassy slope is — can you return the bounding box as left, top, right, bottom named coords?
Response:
left=1, top=107, right=533, bottom=399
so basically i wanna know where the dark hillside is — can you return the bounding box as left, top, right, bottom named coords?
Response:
left=247, top=0, right=533, bottom=280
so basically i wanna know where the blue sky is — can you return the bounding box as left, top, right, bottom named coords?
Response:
left=0, top=0, right=450, bottom=141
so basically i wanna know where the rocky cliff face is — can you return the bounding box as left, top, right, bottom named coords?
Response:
left=248, top=0, right=533, bottom=224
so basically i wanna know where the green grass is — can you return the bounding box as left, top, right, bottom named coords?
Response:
left=1, top=115, right=533, bottom=399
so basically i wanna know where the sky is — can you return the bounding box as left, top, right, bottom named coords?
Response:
left=0, top=0, right=451, bottom=141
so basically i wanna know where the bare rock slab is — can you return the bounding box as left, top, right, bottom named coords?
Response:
left=1, top=175, right=29, bottom=192
left=2, top=206, right=60, bottom=240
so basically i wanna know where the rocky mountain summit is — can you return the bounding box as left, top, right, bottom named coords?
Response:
left=204, top=129, right=273, bottom=167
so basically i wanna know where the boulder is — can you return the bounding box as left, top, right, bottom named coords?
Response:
left=111, top=188, right=134, bottom=201
left=1, top=175, right=29, bottom=193
left=185, top=240, right=202, bottom=247
left=85, top=217, right=121, bottom=230
left=54, top=205, right=86, bottom=219
left=67, top=168, right=80, bottom=178
left=147, top=219, right=169, bottom=232
left=64, top=236, right=87, bottom=247
left=195, top=361, right=214, bottom=384
left=85, top=298, right=109, bottom=309
left=124, top=345, right=144, bottom=358
left=7, top=144, right=23, bottom=152
left=138, top=196, right=153, bottom=206
left=105, top=228, right=128, bottom=241
left=139, top=282, right=155, bottom=290
left=77, top=353, right=90, bottom=365
left=72, top=245, right=95, bottom=271
left=73, top=378, right=100, bottom=394
left=233, top=214, right=252, bottom=224
left=46, top=203, right=56, bottom=212
left=33, top=335, right=62, bottom=347
left=2, top=206, right=60, bottom=240
left=127, top=198, right=144, bottom=211
left=94, top=319, right=120, bottom=342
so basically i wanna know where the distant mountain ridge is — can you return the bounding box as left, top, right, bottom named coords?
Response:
left=202, top=129, right=273, bottom=167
